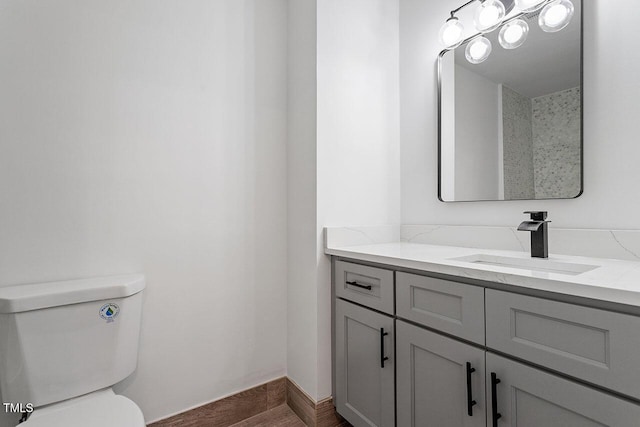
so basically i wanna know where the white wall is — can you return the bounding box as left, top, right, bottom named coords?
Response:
left=317, top=0, right=401, bottom=235
left=440, top=53, right=456, bottom=201
left=454, top=65, right=500, bottom=200
left=400, top=0, right=640, bottom=229
left=0, top=1, right=287, bottom=425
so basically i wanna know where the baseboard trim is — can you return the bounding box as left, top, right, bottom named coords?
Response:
left=147, top=377, right=286, bottom=426
left=286, top=378, right=347, bottom=427
left=147, top=377, right=347, bottom=427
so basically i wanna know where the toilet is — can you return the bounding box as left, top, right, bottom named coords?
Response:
left=0, top=275, right=146, bottom=426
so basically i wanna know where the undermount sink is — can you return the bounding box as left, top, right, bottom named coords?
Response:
left=450, top=254, right=600, bottom=276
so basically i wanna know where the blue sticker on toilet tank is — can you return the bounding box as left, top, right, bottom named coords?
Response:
left=99, top=303, right=120, bottom=323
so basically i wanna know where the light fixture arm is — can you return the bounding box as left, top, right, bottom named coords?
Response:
left=449, top=0, right=481, bottom=18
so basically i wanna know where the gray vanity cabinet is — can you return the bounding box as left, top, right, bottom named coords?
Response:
left=396, top=320, right=485, bottom=427
left=335, top=298, right=395, bottom=427
left=333, top=259, right=640, bottom=427
left=487, top=353, right=640, bottom=427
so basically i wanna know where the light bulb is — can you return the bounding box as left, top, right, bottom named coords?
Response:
left=499, top=19, right=529, bottom=49
left=465, top=37, right=492, bottom=64
left=474, top=0, right=506, bottom=33
left=539, top=0, right=574, bottom=32
left=504, top=26, right=523, bottom=42
left=439, top=17, right=465, bottom=48
left=514, top=0, right=547, bottom=12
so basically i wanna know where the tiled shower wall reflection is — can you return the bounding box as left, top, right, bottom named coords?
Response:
left=502, top=86, right=581, bottom=199
left=532, top=87, right=581, bottom=198
left=502, top=86, right=535, bottom=199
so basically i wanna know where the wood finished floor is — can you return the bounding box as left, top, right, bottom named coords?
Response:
left=228, top=404, right=305, bottom=427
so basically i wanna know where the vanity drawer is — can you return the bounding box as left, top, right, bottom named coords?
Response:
left=334, top=261, right=394, bottom=315
left=486, top=289, right=640, bottom=400
left=396, top=272, right=485, bottom=345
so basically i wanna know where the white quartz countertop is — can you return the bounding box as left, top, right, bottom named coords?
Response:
left=325, top=241, right=640, bottom=309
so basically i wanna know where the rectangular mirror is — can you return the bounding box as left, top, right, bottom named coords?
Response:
left=438, top=0, right=582, bottom=202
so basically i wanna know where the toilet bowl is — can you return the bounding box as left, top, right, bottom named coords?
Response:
left=21, top=389, right=144, bottom=427
left=0, top=275, right=146, bottom=427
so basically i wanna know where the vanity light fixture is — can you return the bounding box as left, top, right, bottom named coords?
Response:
left=498, top=18, right=529, bottom=49
left=474, top=0, right=506, bottom=33
left=465, top=36, right=493, bottom=64
left=439, top=0, right=574, bottom=64
left=439, top=17, right=465, bottom=48
left=539, top=0, right=574, bottom=32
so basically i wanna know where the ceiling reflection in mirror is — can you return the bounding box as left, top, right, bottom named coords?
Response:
left=438, top=0, right=582, bottom=202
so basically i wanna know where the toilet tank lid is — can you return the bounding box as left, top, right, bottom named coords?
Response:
left=0, top=274, right=145, bottom=313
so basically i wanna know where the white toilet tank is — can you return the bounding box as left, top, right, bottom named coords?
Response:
left=0, top=275, right=145, bottom=408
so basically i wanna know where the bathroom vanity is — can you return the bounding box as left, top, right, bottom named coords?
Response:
left=328, top=230, right=640, bottom=427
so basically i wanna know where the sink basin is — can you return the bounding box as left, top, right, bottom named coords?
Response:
left=450, top=254, right=599, bottom=276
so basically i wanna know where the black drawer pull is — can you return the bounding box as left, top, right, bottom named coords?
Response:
left=380, top=328, right=389, bottom=368
left=346, top=280, right=372, bottom=290
left=466, top=362, right=477, bottom=416
left=491, top=372, right=502, bottom=427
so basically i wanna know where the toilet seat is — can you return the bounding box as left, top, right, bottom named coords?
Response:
left=20, top=389, right=144, bottom=427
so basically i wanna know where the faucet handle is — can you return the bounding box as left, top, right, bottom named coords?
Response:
left=523, top=211, right=548, bottom=221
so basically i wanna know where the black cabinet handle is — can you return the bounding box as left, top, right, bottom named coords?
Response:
left=491, top=372, right=502, bottom=427
left=466, top=362, right=477, bottom=416
left=346, top=280, right=372, bottom=290
left=380, top=328, right=389, bottom=368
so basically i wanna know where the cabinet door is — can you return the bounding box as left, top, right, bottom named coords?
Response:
left=396, top=320, right=485, bottom=427
left=486, top=353, right=640, bottom=427
left=335, top=299, right=395, bottom=427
